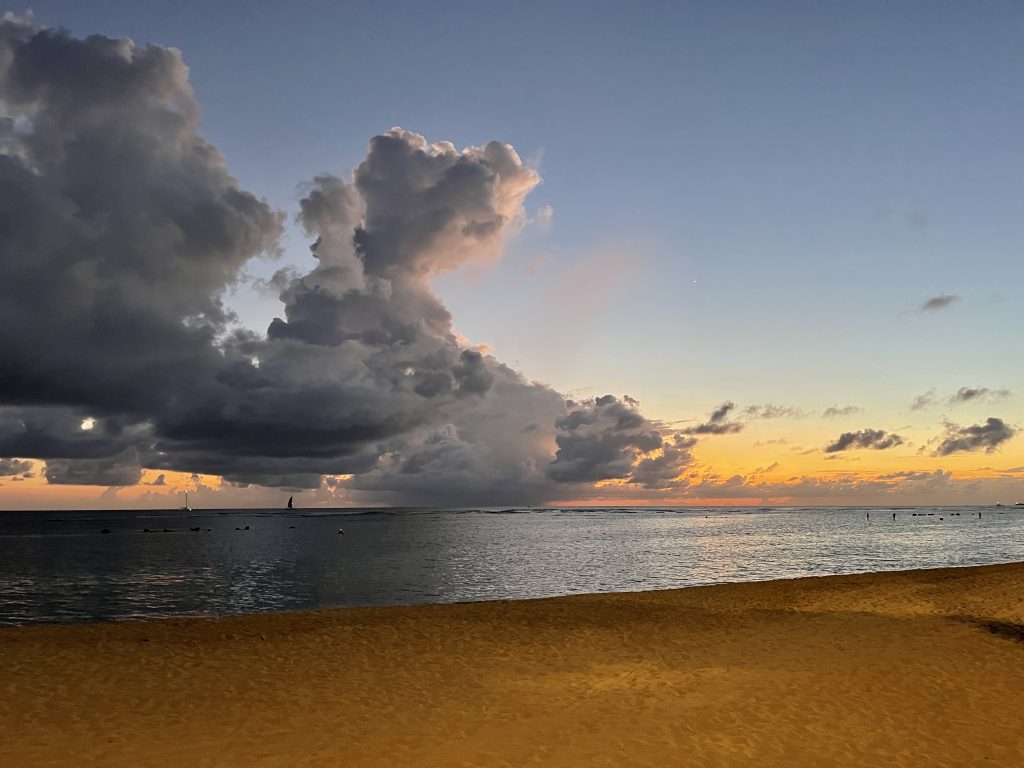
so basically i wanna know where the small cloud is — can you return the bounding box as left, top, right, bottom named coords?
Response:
left=821, top=405, right=862, bottom=418
left=910, top=390, right=937, bottom=411
left=919, top=294, right=959, bottom=312
left=742, top=404, right=805, bottom=420
left=682, top=402, right=742, bottom=435
left=531, top=204, right=554, bottom=233
left=933, top=418, right=1015, bottom=456
left=824, top=429, right=906, bottom=453
left=949, top=387, right=1010, bottom=405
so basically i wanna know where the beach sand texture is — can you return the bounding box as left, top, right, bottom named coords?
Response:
left=3, top=562, right=1024, bottom=767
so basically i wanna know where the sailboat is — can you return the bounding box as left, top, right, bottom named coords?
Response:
left=287, top=496, right=294, bottom=510
left=180, top=491, right=191, bottom=512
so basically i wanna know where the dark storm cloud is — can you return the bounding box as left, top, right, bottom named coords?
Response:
left=0, top=18, right=283, bottom=418
left=933, top=418, right=1015, bottom=456
left=919, top=294, right=959, bottom=312
left=44, top=453, right=143, bottom=486
left=824, top=429, right=906, bottom=453
left=681, top=402, right=743, bottom=435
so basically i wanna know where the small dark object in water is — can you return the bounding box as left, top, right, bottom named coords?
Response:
left=190, top=526, right=201, bottom=532
left=337, top=528, right=345, bottom=535
left=235, top=527, right=242, bottom=531
left=245, top=525, right=250, bottom=530
left=939, top=518, right=944, bottom=521
left=289, top=525, right=296, bottom=529
left=101, top=529, right=111, bottom=534
left=143, top=528, right=152, bottom=532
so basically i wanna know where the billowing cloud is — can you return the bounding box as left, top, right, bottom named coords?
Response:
left=682, top=402, right=743, bottom=435
left=824, top=429, right=906, bottom=453
left=933, top=418, right=1015, bottom=456
left=0, top=17, right=694, bottom=505
left=919, top=294, right=959, bottom=312
left=548, top=395, right=676, bottom=484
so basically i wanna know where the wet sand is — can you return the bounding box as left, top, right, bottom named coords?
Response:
left=3, top=562, right=1024, bottom=766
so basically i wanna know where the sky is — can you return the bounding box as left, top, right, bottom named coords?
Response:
left=0, top=1, right=1021, bottom=508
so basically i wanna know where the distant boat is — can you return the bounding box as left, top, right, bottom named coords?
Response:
left=996, top=502, right=1004, bottom=507
left=1016, top=502, right=1024, bottom=508
left=180, top=491, right=191, bottom=512
left=287, top=496, right=294, bottom=510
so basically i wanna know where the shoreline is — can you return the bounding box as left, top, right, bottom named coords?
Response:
left=4, top=562, right=1024, bottom=765
left=6, top=557, right=1024, bottom=630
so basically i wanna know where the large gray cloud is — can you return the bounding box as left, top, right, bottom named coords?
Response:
left=933, top=418, right=1015, bottom=456
left=0, top=18, right=283, bottom=419
left=0, top=17, right=693, bottom=503
left=824, top=429, right=905, bottom=453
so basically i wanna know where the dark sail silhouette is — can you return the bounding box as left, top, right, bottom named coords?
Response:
left=287, top=496, right=293, bottom=510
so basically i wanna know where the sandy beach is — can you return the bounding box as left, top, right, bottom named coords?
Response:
left=3, top=563, right=1024, bottom=767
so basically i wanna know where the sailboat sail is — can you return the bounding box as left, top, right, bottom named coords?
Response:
left=287, top=496, right=294, bottom=510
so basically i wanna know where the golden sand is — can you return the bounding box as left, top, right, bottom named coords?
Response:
left=3, top=563, right=1024, bottom=767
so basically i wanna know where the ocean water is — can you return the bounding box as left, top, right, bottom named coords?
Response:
left=1, top=506, right=1021, bottom=626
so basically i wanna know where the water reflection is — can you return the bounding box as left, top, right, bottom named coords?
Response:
left=1, top=506, right=1022, bottom=625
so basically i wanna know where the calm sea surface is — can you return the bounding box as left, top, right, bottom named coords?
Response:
left=1, top=506, right=1021, bottom=626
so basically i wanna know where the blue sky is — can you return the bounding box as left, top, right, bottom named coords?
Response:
left=2, top=2, right=1022, bottom=506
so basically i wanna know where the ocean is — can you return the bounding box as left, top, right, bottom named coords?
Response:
left=1, top=506, right=1020, bottom=626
